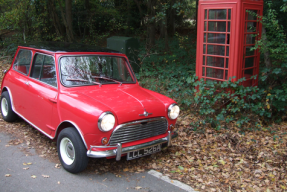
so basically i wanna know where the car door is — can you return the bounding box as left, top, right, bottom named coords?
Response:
left=24, top=53, right=59, bottom=136
left=8, top=49, right=33, bottom=116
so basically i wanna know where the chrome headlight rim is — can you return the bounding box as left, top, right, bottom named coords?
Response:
left=98, top=111, right=115, bottom=132
left=168, top=103, right=180, bottom=120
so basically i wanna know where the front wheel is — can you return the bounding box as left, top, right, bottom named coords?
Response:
left=1, top=91, right=17, bottom=122
left=57, top=128, right=88, bottom=173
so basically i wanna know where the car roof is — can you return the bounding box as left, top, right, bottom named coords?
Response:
left=19, top=42, right=121, bottom=53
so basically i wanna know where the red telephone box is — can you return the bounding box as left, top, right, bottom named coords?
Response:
left=196, top=0, right=263, bottom=86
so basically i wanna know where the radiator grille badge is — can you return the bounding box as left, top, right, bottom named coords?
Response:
left=139, top=110, right=152, bottom=117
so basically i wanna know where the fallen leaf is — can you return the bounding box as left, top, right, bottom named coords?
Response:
left=23, top=167, right=29, bottom=170
left=135, top=186, right=142, bottom=190
left=142, top=176, right=145, bottom=178
left=23, top=163, right=27, bottom=165
left=218, top=160, right=226, bottom=165
left=55, top=164, right=60, bottom=168
left=58, top=181, right=60, bottom=184
left=152, top=163, right=157, bottom=169
left=123, top=168, right=129, bottom=172
left=42, top=175, right=49, bottom=178
left=5, top=174, right=11, bottom=177
left=27, top=162, right=32, bottom=165
left=31, top=175, right=36, bottom=179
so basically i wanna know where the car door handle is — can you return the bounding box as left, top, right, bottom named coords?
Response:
left=49, top=97, right=57, bottom=103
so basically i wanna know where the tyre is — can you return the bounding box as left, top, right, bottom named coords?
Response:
left=57, top=127, right=89, bottom=173
left=1, top=91, right=17, bottom=122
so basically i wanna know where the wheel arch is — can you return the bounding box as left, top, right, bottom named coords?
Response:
left=1, top=86, right=15, bottom=111
left=2, top=87, right=8, bottom=93
left=54, top=121, right=87, bottom=149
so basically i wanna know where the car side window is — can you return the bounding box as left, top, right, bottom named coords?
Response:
left=13, top=49, right=32, bottom=75
left=30, top=53, right=57, bottom=87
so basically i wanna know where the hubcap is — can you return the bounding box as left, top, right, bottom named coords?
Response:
left=60, top=137, right=75, bottom=165
left=1, top=98, right=8, bottom=117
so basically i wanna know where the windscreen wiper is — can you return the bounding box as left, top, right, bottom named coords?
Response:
left=66, top=78, right=102, bottom=87
left=91, top=76, right=122, bottom=86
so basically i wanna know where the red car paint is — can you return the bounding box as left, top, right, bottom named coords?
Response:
left=1, top=43, right=178, bottom=159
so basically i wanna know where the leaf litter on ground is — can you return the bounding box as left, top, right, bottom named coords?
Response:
left=0, top=61, right=287, bottom=191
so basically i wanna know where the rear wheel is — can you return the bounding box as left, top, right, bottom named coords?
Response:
left=1, top=91, right=17, bottom=122
left=57, top=128, right=88, bottom=173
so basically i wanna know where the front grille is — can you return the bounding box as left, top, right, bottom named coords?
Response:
left=109, top=117, right=168, bottom=145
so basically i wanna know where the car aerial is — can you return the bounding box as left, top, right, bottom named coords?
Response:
left=0, top=42, right=180, bottom=173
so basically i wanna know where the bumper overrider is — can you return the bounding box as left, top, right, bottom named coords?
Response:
left=87, top=131, right=178, bottom=160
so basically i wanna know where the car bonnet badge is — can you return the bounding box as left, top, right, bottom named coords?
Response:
left=139, top=110, right=152, bottom=117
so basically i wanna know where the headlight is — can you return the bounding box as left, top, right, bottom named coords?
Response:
left=98, top=112, right=115, bottom=132
left=168, top=104, right=180, bottom=120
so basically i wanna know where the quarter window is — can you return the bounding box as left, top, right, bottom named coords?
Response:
left=13, top=49, right=32, bottom=75
left=30, top=54, right=57, bottom=87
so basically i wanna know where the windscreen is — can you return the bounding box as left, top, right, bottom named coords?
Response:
left=60, top=55, right=135, bottom=86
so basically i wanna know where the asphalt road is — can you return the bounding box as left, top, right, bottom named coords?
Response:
left=0, top=132, right=192, bottom=192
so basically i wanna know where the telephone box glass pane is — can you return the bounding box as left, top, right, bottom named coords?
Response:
left=246, top=22, right=257, bottom=32
left=246, top=46, right=255, bottom=56
left=247, top=10, right=258, bottom=20
left=228, top=9, right=231, bottom=20
left=246, top=34, right=255, bottom=44
left=207, top=56, right=224, bottom=67
left=203, top=56, right=205, bottom=65
left=206, top=68, right=224, bottom=79
left=209, top=9, right=226, bottom=20
left=225, top=70, right=228, bottom=80
left=245, top=57, right=254, bottom=68
left=227, top=34, right=230, bottom=44
left=207, top=45, right=225, bottom=56
left=202, top=67, right=205, bottom=76
left=226, top=58, right=229, bottom=68
left=226, top=46, right=229, bottom=56
left=208, top=21, right=226, bottom=32
left=205, top=10, right=207, bottom=19
left=204, top=22, right=207, bottom=31
left=203, top=44, right=206, bottom=54
left=207, top=33, right=226, bottom=44
left=244, top=68, right=253, bottom=79
left=204, top=33, right=207, bottom=42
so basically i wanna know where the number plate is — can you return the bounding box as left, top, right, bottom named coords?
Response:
left=127, top=144, right=161, bottom=160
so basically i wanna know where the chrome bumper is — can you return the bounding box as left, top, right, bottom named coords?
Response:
left=87, top=131, right=178, bottom=160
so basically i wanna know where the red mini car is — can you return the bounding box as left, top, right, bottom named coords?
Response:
left=1, top=42, right=179, bottom=173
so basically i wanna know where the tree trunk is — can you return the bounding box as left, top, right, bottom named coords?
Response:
left=262, top=26, right=272, bottom=69
left=164, top=11, right=169, bottom=51
left=57, top=0, right=73, bottom=42
left=133, top=0, right=143, bottom=18
left=114, top=0, right=121, bottom=8
left=85, top=0, right=90, bottom=10
left=147, top=0, right=156, bottom=48
left=167, top=0, right=175, bottom=37
left=47, top=0, right=64, bottom=37
left=65, top=0, right=74, bottom=41
left=195, top=0, right=199, bottom=30
left=83, top=0, right=90, bottom=38
left=126, top=0, right=131, bottom=35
